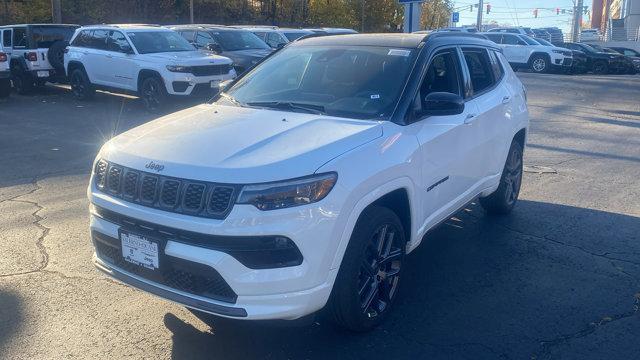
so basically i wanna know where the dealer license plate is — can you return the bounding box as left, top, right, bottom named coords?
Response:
left=120, top=230, right=159, bottom=270
left=36, top=71, right=49, bottom=78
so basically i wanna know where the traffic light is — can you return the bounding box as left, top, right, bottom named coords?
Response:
left=470, top=5, right=473, bottom=12
left=486, top=4, right=491, bottom=14
left=556, top=7, right=560, bottom=15
left=533, top=8, right=538, bottom=18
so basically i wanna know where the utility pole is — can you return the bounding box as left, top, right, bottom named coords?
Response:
left=476, top=0, right=484, bottom=31
left=51, top=0, right=61, bottom=23
left=572, top=0, right=583, bottom=42
left=361, top=0, right=365, bottom=32
left=190, top=0, right=194, bottom=24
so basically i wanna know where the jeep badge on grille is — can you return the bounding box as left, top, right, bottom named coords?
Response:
left=145, top=161, right=164, bottom=173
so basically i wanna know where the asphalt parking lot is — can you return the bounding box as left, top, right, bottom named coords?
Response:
left=1, top=73, right=639, bottom=360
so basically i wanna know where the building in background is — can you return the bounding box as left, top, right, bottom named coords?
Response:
left=591, top=0, right=640, bottom=40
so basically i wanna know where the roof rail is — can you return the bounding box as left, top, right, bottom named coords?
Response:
left=425, top=32, right=489, bottom=41
left=84, top=23, right=162, bottom=28
left=229, top=25, right=279, bottom=30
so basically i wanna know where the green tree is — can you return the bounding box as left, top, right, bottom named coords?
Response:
left=420, top=0, right=453, bottom=30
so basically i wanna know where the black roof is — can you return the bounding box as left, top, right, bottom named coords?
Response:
left=0, top=23, right=79, bottom=28
left=169, top=24, right=243, bottom=32
left=292, top=32, right=494, bottom=49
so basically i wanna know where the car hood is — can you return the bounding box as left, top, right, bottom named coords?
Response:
left=143, top=51, right=232, bottom=65
left=225, top=48, right=273, bottom=58
left=101, top=104, right=383, bottom=183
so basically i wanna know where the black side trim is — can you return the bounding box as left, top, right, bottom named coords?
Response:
left=94, top=259, right=248, bottom=318
left=427, top=176, right=449, bottom=192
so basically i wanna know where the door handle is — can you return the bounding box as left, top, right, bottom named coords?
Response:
left=502, top=96, right=511, bottom=104
left=464, top=113, right=477, bottom=124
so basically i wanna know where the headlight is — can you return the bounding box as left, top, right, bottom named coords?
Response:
left=552, top=50, right=563, bottom=54
left=166, top=65, right=191, bottom=73
left=237, top=173, right=337, bottom=210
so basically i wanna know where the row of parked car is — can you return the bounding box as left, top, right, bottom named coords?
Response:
left=420, top=26, right=640, bottom=75
left=0, top=23, right=356, bottom=110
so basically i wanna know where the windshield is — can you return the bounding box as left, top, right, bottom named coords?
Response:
left=127, top=31, right=195, bottom=54
left=283, top=32, right=309, bottom=41
left=224, top=45, right=417, bottom=120
left=520, top=35, right=540, bottom=45
left=212, top=30, right=270, bottom=51
left=588, top=44, right=605, bottom=52
left=32, top=26, right=76, bottom=48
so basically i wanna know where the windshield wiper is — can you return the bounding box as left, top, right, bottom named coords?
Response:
left=246, top=101, right=326, bottom=115
left=217, top=92, right=244, bottom=106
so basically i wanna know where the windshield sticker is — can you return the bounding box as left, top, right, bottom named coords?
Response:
left=388, top=49, right=411, bottom=57
left=370, top=94, right=381, bottom=99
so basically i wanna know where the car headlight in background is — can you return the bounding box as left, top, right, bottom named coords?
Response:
left=237, top=173, right=337, bottom=210
left=166, top=65, right=191, bottom=73
left=552, top=50, right=564, bottom=54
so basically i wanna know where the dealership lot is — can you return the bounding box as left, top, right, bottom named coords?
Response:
left=1, top=73, right=639, bottom=359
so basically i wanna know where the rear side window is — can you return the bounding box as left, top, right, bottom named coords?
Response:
left=484, top=33, right=502, bottom=43
left=89, top=30, right=109, bottom=50
left=415, top=49, right=462, bottom=115
left=180, top=30, right=195, bottom=42
left=462, top=48, right=496, bottom=95
left=13, top=28, right=27, bottom=47
left=195, top=31, right=215, bottom=47
left=488, top=50, right=504, bottom=81
left=107, top=31, right=130, bottom=53
left=2, top=30, right=11, bottom=47
left=71, top=30, right=92, bottom=47
left=502, top=34, right=521, bottom=45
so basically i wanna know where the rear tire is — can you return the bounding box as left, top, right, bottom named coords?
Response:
left=69, top=68, right=95, bottom=100
left=140, top=76, right=168, bottom=113
left=480, top=140, right=524, bottom=215
left=0, top=79, right=10, bottom=98
left=328, top=205, right=406, bottom=332
left=592, top=61, right=608, bottom=75
left=12, top=72, right=33, bottom=95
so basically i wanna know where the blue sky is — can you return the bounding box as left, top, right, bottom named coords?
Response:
left=450, top=0, right=584, bottom=32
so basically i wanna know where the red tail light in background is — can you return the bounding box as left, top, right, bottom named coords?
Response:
left=26, top=52, right=38, bottom=61
left=0, top=53, right=7, bottom=62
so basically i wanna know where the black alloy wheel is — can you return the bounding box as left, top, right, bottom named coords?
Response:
left=358, top=222, right=403, bottom=320
left=141, top=76, right=167, bottom=113
left=70, top=68, right=94, bottom=100
left=480, top=140, right=524, bottom=214
left=592, top=61, right=608, bottom=75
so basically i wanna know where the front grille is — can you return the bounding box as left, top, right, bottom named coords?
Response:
left=190, top=64, right=232, bottom=76
left=94, top=160, right=238, bottom=219
left=93, top=231, right=237, bottom=303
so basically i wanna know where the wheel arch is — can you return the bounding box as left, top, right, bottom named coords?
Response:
left=66, top=60, right=85, bottom=75
left=137, top=69, right=162, bottom=93
left=329, top=177, right=417, bottom=271
left=513, top=127, right=527, bottom=149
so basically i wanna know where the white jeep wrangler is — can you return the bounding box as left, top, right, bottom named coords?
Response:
left=64, top=25, right=236, bottom=111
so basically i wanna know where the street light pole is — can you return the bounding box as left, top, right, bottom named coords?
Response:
left=51, top=0, right=62, bottom=23
left=572, top=0, right=583, bottom=41
left=476, top=0, right=484, bottom=31
left=190, top=0, right=194, bottom=24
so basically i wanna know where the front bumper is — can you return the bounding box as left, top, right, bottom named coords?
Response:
left=162, top=69, right=236, bottom=96
left=550, top=53, right=572, bottom=67
left=88, top=180, right=348, bottom=320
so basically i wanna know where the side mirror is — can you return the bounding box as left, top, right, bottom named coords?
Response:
left=205, top=43, right=222, bottom=54
left=276, top=42, right=285, bottom=49
left=421, top=92, right=465, bottom=117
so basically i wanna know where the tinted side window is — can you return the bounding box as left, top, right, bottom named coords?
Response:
left=415, top=49, right=462, bottom=115
left=266, top=32, right=285, bottom=47
left=462, top=48, right=496, bottom=95
left=253, top=32, right=267, bottom=41
left=195, top=31, right=214, bottom=47
left=107, top=31, right=130, bottom=52
left=488, top=50, right=504, bottom=81
left=484, top=33, right=502, bottom=43
left=90, top=30, right=109, bottom=50
left=71, top=30, right=91, bottom=47
left=502, top=34, right=520, bottom=45
left=2, top=30, right=11, bottom=47
left=180, top=30, right=195, bottom=42
left=31, top=26, right=76, bottom=48
left=13, top=28, right=27, bottom=47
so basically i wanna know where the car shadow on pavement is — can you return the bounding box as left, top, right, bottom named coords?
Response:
left=0, top=289, right=24, bottom=351
left=164, top=200, right=640, bottom=360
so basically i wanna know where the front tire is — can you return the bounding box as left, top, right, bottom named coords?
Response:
left=480, top=140, right=524, bottom=215
left=328, top=206, right=406, bottom=332
left=592, top=61, right=608, bottom=75
left=70, top=68, right=95, bottom=100
left=140, top=76, right=168, bottom=113
left=530, top=55, right=549, bottom=73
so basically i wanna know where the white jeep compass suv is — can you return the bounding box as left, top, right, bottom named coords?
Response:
left=64, top=25, right=236, bottom=111
left=89, top=33, right=528, bottom=331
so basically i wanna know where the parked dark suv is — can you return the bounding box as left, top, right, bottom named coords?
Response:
left=608, top=47, right=640, bottom=72
left=171, top=25, right=273, bottom=75
left=0, top=24, right=78, bottom=94
left=559, top=42, right=628, bottom=74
